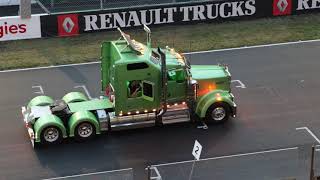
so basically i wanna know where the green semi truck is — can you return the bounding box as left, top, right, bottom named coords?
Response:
left=21, top=26, right=237, bottom=147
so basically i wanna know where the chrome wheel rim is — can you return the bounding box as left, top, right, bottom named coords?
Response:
left=211, top=107, right=226, bottom=121
left=78, top=123, right=93, bottom=138
left=44, top=127, right=59, bottom=142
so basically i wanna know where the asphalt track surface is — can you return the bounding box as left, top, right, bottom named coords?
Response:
left=1, top=41, right=320, bottom=179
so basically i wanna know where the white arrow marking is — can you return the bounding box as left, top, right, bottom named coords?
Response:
left=197, top=121, right=208, bottom=130
left=296, top=127, right=320, bottom=144
left=74, top=85, right=93, bottom=99
left=231, top=80, right=246, bottom=88
left=148, top=166, right=162, bottom=180
left=32, top=85, right=44, bottom=94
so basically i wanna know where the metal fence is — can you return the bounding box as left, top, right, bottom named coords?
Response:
left=0, top=0, right=222, bottom=17
left=35, top=0, right=209, bottom=14
left=147, top=145, right=319, bottom=180
left=36, top=145, right=320, bottom=180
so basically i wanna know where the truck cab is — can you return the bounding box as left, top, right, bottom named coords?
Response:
left=101, top=26, right=236, bottom=127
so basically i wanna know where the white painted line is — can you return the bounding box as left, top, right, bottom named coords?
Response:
left=184, top=39, right=320, bottom=55
left=0, top=61, right=100, bottom=73
left=296, top=127, right=320, bottom=144
left=152, top=147, right=298, bottom=167
left=74, top=85, right=93, bottom=99
left=32, top=85, right=44, bottom=94
left=41, top=168, right=133, bottom=180
left=1, top=39, right=320, bottom=73
left=231, top=80, right=246, bottom=88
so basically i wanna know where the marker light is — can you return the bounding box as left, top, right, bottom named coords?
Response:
left=174, top=103, right=178, bottom=106
left=127, top=112, right=131, bottom=115
left=182, top=102, right=186, bottom=105
left=198, top=82, right=217, bottom=96
left=136, top=111, right=140, bottom=114
left=144, top=110, right=148, bottom=113
left=153, top=109, right=156, bottom=112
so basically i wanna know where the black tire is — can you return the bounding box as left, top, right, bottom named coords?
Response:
left=40, top=126, right=63, bottom=145
left=205, top=102, right=230, bottom=124
left=74, top=122, right=96, bottom=141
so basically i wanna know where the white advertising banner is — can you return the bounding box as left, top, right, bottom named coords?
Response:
left=0, top=14, right=41, bottom=41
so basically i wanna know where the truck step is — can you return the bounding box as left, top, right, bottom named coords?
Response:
left=111, top=120, right=155, bottom=131
left=162, top=109, right=190, bottom=124
left=109, top=112, right=156, bottom=130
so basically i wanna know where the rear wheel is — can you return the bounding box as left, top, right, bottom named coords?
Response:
left=40, top=126, right=62, bottom=145
left=75, top=122, right=96, bottom=141
left=205, top=102, right=230, bottom=124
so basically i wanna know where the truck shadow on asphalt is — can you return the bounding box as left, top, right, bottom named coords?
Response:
left=33, top=120, right=236, bottom=179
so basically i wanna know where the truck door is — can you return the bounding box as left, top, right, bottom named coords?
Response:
left=125, top=79, right=157, bottom=113
left=116, top=62, right=159, bottom=115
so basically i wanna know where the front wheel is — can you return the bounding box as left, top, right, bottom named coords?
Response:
left=205, top=102, right=230, bottom=124
left=40, top=126, right=63, bottom=145
left=75, top=122, right=96, bottom=141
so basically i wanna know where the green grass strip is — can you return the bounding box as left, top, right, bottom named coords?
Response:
left=0, top=14, right=319, bottom=70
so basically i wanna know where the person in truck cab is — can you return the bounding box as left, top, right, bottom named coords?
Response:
left=128, top=80, right=142, bottom=98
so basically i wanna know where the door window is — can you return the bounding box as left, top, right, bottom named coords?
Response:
left=142, top=81, right=154, bottom=101
left=127, top=80, right=142, bottom=98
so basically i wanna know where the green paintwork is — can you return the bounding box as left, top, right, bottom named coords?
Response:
left=62, top=92, right=88, bottom=103
left=34, top=114, right=67, bottom=143
left=101, top=40, right=189, bottom=115
left=68, top=111, right=100, bottom=137
left=191, top=65, right=233, bottom=118
left=191, top=65, right=227, bottom=79
left=191, top=65, right=231, bottom=92
left=100, top=31, right=236, bottom=118
left=195, top=90, right=234, bottom=118
left=28, top=95, right=54, bottom=108
left=68, top=98, right=113, bottom=113
left=102, top=40, right=160, bottom=114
